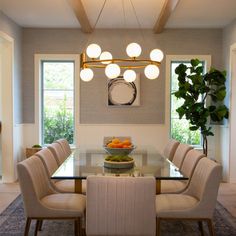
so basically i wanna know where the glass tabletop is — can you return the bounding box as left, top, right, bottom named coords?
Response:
left=52, top=148, right=188, bottom=180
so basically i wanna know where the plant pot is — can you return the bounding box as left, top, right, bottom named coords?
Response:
left=25, top=148, right=42, bottom=158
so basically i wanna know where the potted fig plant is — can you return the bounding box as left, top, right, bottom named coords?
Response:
left=174, top=59, right=229, bottom=155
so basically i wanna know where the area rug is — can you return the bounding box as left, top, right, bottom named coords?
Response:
left=0, top=195, right=236, bottom=236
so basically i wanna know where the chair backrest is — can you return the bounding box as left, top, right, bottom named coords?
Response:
left=163, top=139, right=180, bottom=161
left=180, top=149, right=205, bottom=178
left=55, top=139, right=72, bottom=157
left=183, top=157, right=222, bottom=218
left=86, top=176, right=156, bottom=236
left=17, top=156, right=54, bottom=217
left=172, top=143, right=193, bottom=169
left=48, top=142, right=67, bottom=165
left=35, top=147, right=59, bottom=176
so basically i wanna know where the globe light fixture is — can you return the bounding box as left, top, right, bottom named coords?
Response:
left=105, top=63, right=121, bottom=79
left=100, top=51, right=112, bottom=64
left=79, top=0, right=164, bottom=82
left=86, top=43, right=101, bottom=58
left=80, top=68, right=94, bottom=82
left=123, top=69, right=136, bottom=82
left=144, top=64, right=160, bottom=80
left=150, top=49, right=164, bottom=62
left=126, top=43, right=142, bottom=58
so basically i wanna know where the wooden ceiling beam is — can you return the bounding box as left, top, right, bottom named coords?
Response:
left=153, top=0, right=180, bottom=34
left=67, top=0, right=92, bottom=33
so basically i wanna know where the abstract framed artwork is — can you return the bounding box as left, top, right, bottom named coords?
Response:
left=108, top=74, right=140, bottom=106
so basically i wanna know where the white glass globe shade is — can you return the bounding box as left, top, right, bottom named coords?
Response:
left=123, top=70, right=136, bottom=82
left=144, top=65, right=160, bottom=80
left=86, top=43, right=101, bottom=58
left=105, top=63, right=121, bottom=79
left=80, top=68, right=94, bottom=82
left=150, top=49, right=164, bottom=62
left=126, top=43, right=142, bottom=58
left=100, top=51, right=112, bottom=64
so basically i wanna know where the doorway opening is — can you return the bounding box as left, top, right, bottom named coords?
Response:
left=0, top=32, right=15, bottom=182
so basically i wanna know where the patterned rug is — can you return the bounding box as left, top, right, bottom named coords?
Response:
left=0, top=195, right=236, bottom=236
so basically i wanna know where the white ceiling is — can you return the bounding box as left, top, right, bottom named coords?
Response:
left=0, top=0, right=236, bottom=29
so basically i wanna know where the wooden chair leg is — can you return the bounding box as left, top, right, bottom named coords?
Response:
left=24, top=218, right=31, bottom=236
left=206, top=219, right=215, bottom=236
left=156, top=218, right=161, bottom=236
left=198, top=221, right=204, bottom=236
left=38, top=220, right=43, bottom=231
left=34, top=220, right=41, bottom=236
left=74, top=218, right=81, bottom=236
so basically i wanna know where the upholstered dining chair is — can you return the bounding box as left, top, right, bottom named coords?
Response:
left=55, top=138, right=72, bottom=157
left=35, top=148, right=75, bottom=193
left=163, top=139, right=180, bottom=161
left=171, top=143, right=193, bottom=169
left=17, top=156, right=86, bottom=236
left=156, top=157, right=222, bottom=236
left=161, top=149, right=205, bottom=193
left=86, top=176, right=156, bottom=236
left=48, top=142, right=67, bottom=165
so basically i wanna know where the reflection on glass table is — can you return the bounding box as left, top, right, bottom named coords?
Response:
left=52, top=148, right=187, bottom=194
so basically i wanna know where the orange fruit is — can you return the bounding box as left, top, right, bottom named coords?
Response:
left=107, top=143, right=114, bottom=148
left=123, top=139, right=132, bottom=146
left=112, top=138, right=120, bottom=144
left=116, top=143, right=123, bottom=148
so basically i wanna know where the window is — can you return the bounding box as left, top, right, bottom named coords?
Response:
left=170, top=60, right=206, bottom=146
left=41, top=61, right=75, bottom=145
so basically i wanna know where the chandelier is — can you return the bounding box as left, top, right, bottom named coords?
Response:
left=80, top=0, right=164, bottom=82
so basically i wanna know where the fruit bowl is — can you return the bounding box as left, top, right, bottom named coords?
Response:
left=104, top=155, right=135, bottom=169
left=103, top=137, right=135, bottom=156
left=103, top=145, right=136, bottom=156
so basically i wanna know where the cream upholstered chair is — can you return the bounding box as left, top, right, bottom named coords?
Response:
left=17, top=156, right=86, bottom=236
left=156, top=157, right=222, bottom=236
left=163, top=139, right=180, bottom=161
left=161, top=149, right=205, bottom=193
left=172, top=143, right=193, bottom=169
left=48, top=142, right=67, bottom=165
left=35, top=148, right=75, bottom=193
left=86, top=176, right=156, bottom=236
left=55, top=138, right=72, bottom=157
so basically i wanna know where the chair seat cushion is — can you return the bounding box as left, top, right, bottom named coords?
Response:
left=156, top=194, right=198, bottom=218
left=41, top=193, right=86, bottom=217
left=161, top=180, right=187, bottom=193
left=55, top=180, right=87, bottom=194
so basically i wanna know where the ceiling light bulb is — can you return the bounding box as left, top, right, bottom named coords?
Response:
left=100, top=51, right=113, bottom=64
left=126, top=43, right=142, bottom=58
left=123, top=70, right=136, bottom=82
left=80, top=68, right=94, bottom=82
left=105, top=63, right=121, bottom=79
left=86, top=43, right=101, bottom=58
left=144, top=65, right=160, bottom=80
left=150, top=49, right=164, bottom=62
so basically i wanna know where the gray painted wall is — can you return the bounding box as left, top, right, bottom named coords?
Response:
left=22, top=28, right=223, bottom=124
left=0, top=11, right=22, bottom=124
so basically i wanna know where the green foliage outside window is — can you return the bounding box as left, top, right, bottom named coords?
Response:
left=171, top=119, right=200, bottom=145
left=43, top=97, right=74, bottom=144
left=42, top=61, right=74, bottom=145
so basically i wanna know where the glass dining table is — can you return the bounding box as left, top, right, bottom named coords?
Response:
left=51, top=148, right=187, bottom=194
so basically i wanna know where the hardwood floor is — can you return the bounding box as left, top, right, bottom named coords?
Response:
left=217, top=182, right=236, bottom=217
left=0, top=181, right=20, bottom=214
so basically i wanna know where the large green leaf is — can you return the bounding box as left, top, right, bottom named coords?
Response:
left=190, top=59, right=200, bottom=67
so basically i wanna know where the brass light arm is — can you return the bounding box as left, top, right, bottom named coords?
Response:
left=80, top=53, right=161, bottom=69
